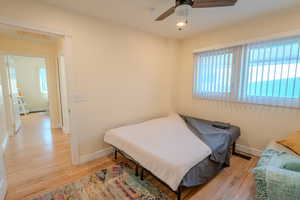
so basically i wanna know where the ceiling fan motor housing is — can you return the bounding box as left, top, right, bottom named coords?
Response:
left=177, top=0, right=194, bottom=7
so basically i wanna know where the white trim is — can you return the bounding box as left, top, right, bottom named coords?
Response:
left=0, top=54, right=15, bottom=137
left=0, top=140, right=7, bottom=200
left=193, top=29, right=300, bottom=53
left=236, top=144, right=262, bottom=157
left=0, top=16, right=70, bottom=37
left=79, top=147, right=113, bottom=164
left=0, top=179, right=7, bottom=200
left=63, top=36, right=79, bottom=165
left=1, top=136, right=8, bottom=153
left=57, top=55, right=70, bottom=135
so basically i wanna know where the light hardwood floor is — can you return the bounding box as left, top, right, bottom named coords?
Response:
left=4, top=113, right=258, bottom=200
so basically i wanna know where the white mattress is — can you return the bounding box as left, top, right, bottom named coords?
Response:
left=104, top=114, right=212, bottom=191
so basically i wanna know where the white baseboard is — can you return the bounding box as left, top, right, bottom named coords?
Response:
left=62, top=126, right=70, bottom=135
left=79, top=147, right=113, bottom=164
left=1, top=136, right=8, bottom=153
left=236, top=144, right=262, bottom=157
left=78, top=144, right=262, bottom=165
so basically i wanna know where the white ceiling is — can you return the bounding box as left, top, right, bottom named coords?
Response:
left=38, top=0, right=300, bottom=39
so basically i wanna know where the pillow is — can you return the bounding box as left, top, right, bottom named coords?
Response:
left=212, top=121, right=231, bottom=129
left=277, top=131, right=300, bottom=156
left=282, top=162, right=300, bottom=172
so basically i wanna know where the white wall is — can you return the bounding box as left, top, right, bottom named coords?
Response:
left=11, top=56, right=48, bottom=112
left=176, top=8, right=300, bottom=152
left=0, top=0, right=179, bottom=156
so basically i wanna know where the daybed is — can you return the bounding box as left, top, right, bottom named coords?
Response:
left=104, top=114, right=249, bottom=200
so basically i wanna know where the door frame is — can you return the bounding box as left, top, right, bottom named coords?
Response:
left=0, top=149, right=7, bottom=200
left=4, top=55, right=22, bottom=135
left=0, top=57, right=8, bottom=200
left=0, top=18, right=79, bottom=165
left=0, top=55, right=15, bottom=137
left=57, top=55, right=70, bottom=134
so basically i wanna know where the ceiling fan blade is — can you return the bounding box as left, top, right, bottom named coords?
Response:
left=193, top=0, right=237, bottom=8
left=155, top=6, right=176, bottom=21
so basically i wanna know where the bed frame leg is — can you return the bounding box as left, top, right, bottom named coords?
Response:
left=135, top=164, right=139, bottom=176
left=140, top=167, right=144, bottom=181
left=232, top=142, right=252, bottom=160
left=177, top=186, right=181, bottom=200
left=114, top=148, right=118, bottom=160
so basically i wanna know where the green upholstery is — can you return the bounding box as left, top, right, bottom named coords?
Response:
left=253, top=149, right=300, bottom=200
left=282, top=162, right=300, bottom=172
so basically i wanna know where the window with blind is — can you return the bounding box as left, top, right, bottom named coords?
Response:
left=194, top=36, right=300, bottom=108
left=39, top=67, right=48, bottom=96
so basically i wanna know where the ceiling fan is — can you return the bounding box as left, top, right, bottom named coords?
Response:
left=155, top=0, right=238, bottom=30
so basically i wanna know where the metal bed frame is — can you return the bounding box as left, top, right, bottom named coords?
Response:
left=113, top=142, right=251, bottom=200
left=113, top=146, right=183, bottom=200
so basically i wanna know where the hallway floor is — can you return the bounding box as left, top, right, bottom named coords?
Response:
left=4, top=113, right=71, bottom=199
left=4, top=113, right=117, bottom=200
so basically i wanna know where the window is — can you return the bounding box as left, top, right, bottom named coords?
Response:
left=39, top=67, right=48, bottom=96
left=9, top=67, right=18, bottom=95
left=194, top=46, right=242, bottom=101
left=194, top=36, right=300, bottom=108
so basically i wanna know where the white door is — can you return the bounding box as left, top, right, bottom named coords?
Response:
left=0, top=66, right=8, bottom=200
left=6, top=56, right=21, bottom=134
left=58, top=55, right=70, bottom=133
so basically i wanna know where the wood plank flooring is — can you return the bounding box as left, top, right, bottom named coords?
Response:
left=4, top=113, right=258, bottom=200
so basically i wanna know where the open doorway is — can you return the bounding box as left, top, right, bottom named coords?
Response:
left=5, top=55, right=50, bottom=135
left=0, top=24, right=74, bottom=199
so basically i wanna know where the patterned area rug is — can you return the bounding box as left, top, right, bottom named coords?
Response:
left=30, top=163, right=172, bottom=200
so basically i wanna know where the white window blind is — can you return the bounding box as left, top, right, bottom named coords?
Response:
left=194, top=46, right=242, bottom=101
left=194, top=35, right=300, bottom=108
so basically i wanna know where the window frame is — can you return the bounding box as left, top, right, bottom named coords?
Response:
left=193, top=47, right=241, bottom=100
left=193, top=36, right=300, bottom=108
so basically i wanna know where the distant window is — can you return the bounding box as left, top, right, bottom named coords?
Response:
left=9, top=67, right=18, bottom=95
left=194, top=36, right=300, bottom=108
left=39, top=67, right=48, bottom=96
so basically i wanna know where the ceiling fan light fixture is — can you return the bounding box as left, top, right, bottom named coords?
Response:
left=175, top=4, right=192, bottom=30
left=176, top=21, right=187, bottom=27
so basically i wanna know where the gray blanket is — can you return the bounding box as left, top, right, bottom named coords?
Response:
left=180, top=115, right=240, bottom=187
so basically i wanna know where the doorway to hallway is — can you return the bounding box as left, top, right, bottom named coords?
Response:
left=0, top=24, right=73, bottom=200
left=5, top=55, right=50, bottom=135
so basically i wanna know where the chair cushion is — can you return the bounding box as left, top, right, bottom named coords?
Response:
left=282, top=162, right=300, bottom=172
